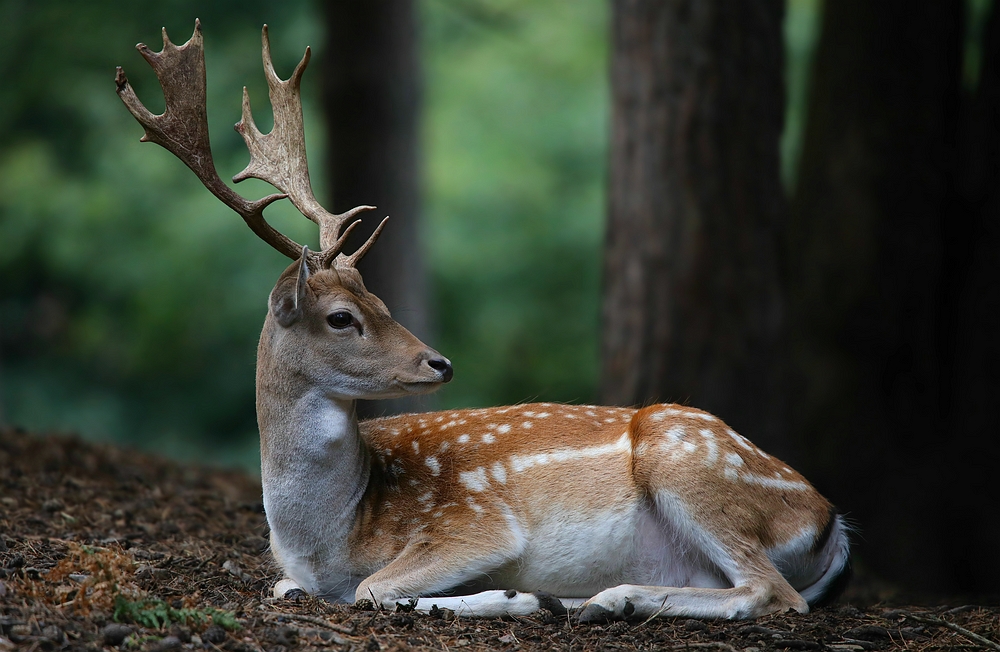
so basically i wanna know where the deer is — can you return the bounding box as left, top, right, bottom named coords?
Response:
left=115, top=21, right=851, bottom=621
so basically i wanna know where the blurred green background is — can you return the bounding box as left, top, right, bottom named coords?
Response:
left=0, top=0, right=820, bottom=470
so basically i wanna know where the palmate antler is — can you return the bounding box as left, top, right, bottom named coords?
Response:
left=115, top=19, right=383, bottom=269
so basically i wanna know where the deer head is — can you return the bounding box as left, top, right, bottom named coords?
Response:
left=115, top=20, right=452, bottom=401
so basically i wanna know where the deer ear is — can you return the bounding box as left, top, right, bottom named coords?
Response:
left=270, top=247, right=310, bottom=327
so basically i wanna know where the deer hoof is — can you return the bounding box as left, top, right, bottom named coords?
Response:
left=576, top=602, right=614, bottom=623
left=533, top=592, right=567, bottom=616
left=273, top=578, right=303, bottom=599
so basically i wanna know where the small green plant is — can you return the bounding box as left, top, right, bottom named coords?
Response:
left=113, top=595, right=240, bottom=631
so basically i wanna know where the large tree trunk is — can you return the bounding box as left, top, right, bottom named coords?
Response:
left=322, top=0, right=429, bottom=416
left=602, top=0, right=790, bottom=454
left=787, top=0, right=1000, bottom=594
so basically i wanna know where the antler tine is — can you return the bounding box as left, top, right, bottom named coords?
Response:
left=319, top=219, right=363, bottom=269
left=234, top=24, right=372, bottom=260
left=115, top=19, right=303, bottom=261
left=341, top=216, right=390, bottom=268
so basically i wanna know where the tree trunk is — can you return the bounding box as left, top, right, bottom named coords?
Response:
left=787, top=0, right=993, bottom=594
left=322, top=0, right=429, bottom=417
left=602, top=0, right=789, bottom=454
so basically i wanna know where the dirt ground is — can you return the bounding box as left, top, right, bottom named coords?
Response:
left=1, top=427, right=997, bottom=651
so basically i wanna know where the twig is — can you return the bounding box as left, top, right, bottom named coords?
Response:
left=903, top=611, right=1000, bottom=651
left=257, top=609, right=355, bottom=635
left=636, top=596, right=672, bottom=628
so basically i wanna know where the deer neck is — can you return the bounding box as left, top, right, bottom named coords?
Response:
left=256, top=350, right=371, bottom=597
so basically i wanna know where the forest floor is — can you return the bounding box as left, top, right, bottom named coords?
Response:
left=1, top=426, right=997, bottom=652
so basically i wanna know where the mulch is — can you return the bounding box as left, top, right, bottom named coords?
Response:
left=1, top=426, right=997, bottom=651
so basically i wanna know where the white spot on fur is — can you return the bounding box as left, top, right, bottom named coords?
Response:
left=457, top=434, right=470, bottom=444
left=510, top=433, right=631, bottom=473
left=682, top=441, right=697, bottom=453
left=536, top=412, right=551, bottom=418
left=521, top=421, right=533, bottom=429
left=411, top=440, right=420, bottom=454
left=425, top=457, right=441, bottom=476
left=693, top=412, right=717, bottom=421
left=725, top=452, right=745, bottom=467
left=741, top=474, right=810, bottom=491
left=699, top=429, right=719, bottom=466
left=660, top=425, right=686, bottom=449
left=439, top=441, right=450, bottom=452
left=724, top=467, right=739, bottom=480
left=459, top=467, right=489, bottom=492
left=491, top=462, right=507, bottom=484
left=497, top=424, right=512, bottom=434
left=434, top=416, right=444, bottom=423
left=482, top=434, right=495, bottom=444
left=727, top=429, right=755, bottom=451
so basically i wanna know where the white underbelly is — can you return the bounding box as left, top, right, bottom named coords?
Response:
left=491, top=503, right=728, bottom=596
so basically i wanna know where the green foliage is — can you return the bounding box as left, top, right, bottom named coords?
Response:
left=0, top=0, right=822, bottom=465
left=964, top=0, right=996, bottom=91
left=422, top=0, right=608, bottom=408
left=781, top=0, right=823, bottom=192
left=0, top=0, right=610, bottom=463
left=0, top=0, right=319, bottom=466
left=113, top=595, right=240, bottom=631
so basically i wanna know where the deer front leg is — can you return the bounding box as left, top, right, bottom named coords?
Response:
left=354, top=536, right=562, bottom=617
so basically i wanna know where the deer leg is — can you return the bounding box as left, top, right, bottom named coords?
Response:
left=577, top=573, right=808, bottom=621
left=354, top=536, right=561, bottom=617
left=576, top=486, right=810, bottom=621
left=406, top=590, right=567, bottom=618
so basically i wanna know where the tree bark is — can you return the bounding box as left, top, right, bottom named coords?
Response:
left=322, top=0, right=429, bottom=416
left=787, top=0, right=995, bottom=594
left=602, top=0, right=789, bottom=453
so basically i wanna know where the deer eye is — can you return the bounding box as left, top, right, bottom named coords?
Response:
left=327, top=311, right=355, bottom=330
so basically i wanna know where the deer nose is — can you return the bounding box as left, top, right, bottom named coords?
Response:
left=427, top=357, right=453, bottom=383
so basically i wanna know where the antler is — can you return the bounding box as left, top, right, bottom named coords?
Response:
left=115, top=20, right=384, bottom=269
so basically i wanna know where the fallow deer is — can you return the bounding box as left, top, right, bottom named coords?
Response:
left=116, top=22, right=851, bottom=621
